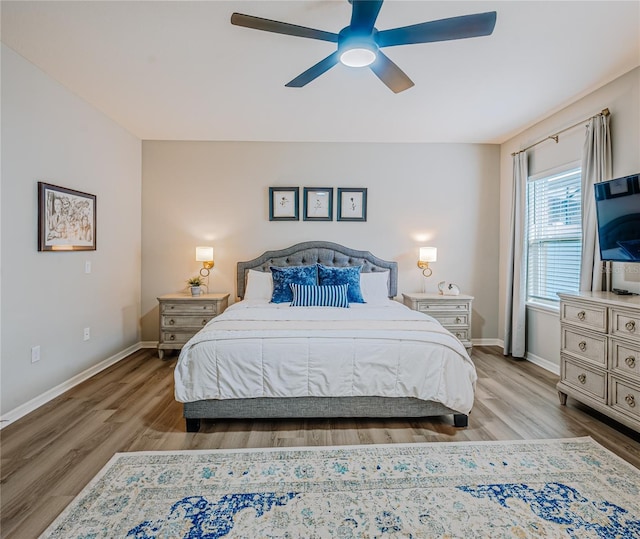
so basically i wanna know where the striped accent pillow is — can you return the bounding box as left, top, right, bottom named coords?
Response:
left=290, top=283, right=349, bottom=308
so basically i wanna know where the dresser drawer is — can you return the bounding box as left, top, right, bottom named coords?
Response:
left=416, top=302, right=470, bottom=313
left=560, top=301, right=607, bottom=332
left=609, top=375, right=640, bottom=421
left=610, top=338, right=640, bottom=381
left=448, top=328, right=469, bottom=341
left=161, top=315, right=213, bottom=329
left=610, top=309, right=640, bottom=343
left=161, top=302, right=217, bottom=315
left=561, top=328, right=607, bottom=366
left=430, top=313, right=468, bottom=326
left=561, top=356, right=606, bottom=402
left=161, top=331, right=194, bottom=345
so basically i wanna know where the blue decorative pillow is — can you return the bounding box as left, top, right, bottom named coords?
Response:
left=270, top=265, right=317, bottom=303
left=317, top=264, right=365, bottom=303
left=290, top=283, right=349, bottom=308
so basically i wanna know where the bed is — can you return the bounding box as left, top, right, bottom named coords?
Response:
left=175, top=241, right=476, bottom=432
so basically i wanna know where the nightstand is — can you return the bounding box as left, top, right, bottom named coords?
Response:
left=157, top=293, right=229, bottom=359
left=402, top=292, right=474, bottom=352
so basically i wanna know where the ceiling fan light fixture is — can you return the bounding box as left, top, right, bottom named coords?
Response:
left=340, top=47, right=376, bottom=67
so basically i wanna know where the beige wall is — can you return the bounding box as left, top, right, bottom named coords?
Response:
left=141, top=141, right=501, bottom=343
left=1, top=45, right=142, bottom=415
left=498, top=67, right=640, bottom=371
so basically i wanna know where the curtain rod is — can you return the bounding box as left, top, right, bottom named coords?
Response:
left=511, top=108, right=610, bottom=157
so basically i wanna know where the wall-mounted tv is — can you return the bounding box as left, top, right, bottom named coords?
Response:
left=594, top=173, right=640, bottom=262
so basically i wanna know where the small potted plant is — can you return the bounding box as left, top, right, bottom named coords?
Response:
left=187, top=276, right=204, bottom=296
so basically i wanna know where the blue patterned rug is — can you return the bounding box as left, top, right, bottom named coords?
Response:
left=40, top=437, right=639, bottom=538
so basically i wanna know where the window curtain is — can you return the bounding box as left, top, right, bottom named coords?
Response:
left=579, top=113, right=612, bottom=291
left=504, top=151, right=528, bottom=358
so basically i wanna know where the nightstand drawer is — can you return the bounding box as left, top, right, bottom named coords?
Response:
left=609, top=375, right=640, bottom=420
left=161, top=332, right=193, bottom=345
left=161, top=302, right=217, bottom=315
left=161, top=315, right=213, bottom=329
left=610, top=338, right=640, bottom=381
left=561, top=327, right=606, bottom=366
left=562, top=357, right=606, bottom=402
left=448, top=328, right=469, bottom=341
left=429, top=313, right=469, bottom=326
left=560, top=301, right=607, bottom=332
left=416, top=302, right=469, bottom=313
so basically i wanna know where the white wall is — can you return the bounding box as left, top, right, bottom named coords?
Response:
left=141, top=141, right=500, bottom=342
left=499, top=67, right=640, bottom=370
left=0, top=45, right=142, bottom=416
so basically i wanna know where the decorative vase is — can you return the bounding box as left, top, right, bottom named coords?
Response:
left=190, top=286, right=201, bottom=297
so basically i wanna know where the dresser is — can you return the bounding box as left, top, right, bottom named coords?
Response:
left=402, top=292, right=474, bottom=352
left=557, top=291, right=640, bottom=432
left=157, top=293, right=229, bottom=359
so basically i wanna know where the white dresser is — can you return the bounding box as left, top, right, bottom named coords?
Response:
left=557, top=291, right=640, bottom=432
left=402, top=292, right=473, bottom=352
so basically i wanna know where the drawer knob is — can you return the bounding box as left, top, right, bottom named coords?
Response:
left=456, top=316, right=462, bottom=323
left=169, top=335, right=176, bottom=341
left=170, top=305, right=175, bottom=309
left=578, top=341, right=587, bottom=352
left=625, top=356, right=636, bottom=369
left=202, top=319, right=207, bottom=325
left=625, top=320, right=636, bottom=333
left=455, top=333, right=462, bottom=338
left=203, top=306, right=207, bottom=310
left=578, top=373, right=586, bottom=384
left=169, top=319, right=175, bottom=325
left=625, top=394, right=636, bottom=408
left=577, top=310, right=586, bottom=321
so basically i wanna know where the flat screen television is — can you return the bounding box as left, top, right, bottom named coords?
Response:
left=594, top=173, right=640, bottom=262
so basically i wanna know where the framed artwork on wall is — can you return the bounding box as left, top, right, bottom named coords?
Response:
left=303, top=187, right=333, bottom=221
left=38, top=182, right=96, bottom=251
left=337, top=188, right=367, bottom=222
left=269, top=187, right=299, bottom=221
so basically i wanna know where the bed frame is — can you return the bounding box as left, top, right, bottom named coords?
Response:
left=183, top=241, right=468, bottom=431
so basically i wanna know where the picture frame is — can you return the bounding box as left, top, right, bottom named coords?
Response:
left=303, top=187, right=333, bottom=221
left=269, top=187, right=299, bottom=221
left=38, top=182, right=96, bottom=251
left=337, top=188, right=367, bottom=222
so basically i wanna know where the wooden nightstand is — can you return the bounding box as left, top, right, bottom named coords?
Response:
left=402, top=292, right=474, bottom=352
left=157, top=293, right=229, bottom=359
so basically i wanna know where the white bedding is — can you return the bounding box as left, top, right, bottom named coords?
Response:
left=174, top=299, right=477, bottom=414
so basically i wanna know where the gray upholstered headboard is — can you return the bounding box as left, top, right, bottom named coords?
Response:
left=237, top=241, right=398, bottom=299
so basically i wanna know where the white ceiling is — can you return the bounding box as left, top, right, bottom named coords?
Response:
left=2, top=1, right=639, bottom=143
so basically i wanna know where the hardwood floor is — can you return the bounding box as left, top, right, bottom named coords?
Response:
left=1, top=345, right=639, bottom=538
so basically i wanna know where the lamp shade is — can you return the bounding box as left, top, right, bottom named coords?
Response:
left=419, top=247, right=437, bottom=263
left=195, top=246, right=214, bottom=262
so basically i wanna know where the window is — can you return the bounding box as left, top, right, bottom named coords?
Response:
left=527, top=166, right=582, bottom=305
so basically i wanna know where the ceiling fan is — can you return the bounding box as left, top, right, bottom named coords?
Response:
left=231, top=0, right=497, bottom=94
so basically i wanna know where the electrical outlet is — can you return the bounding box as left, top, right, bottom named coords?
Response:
left=83, top=327, right=90, bottom=341
left=85, top=261, right=91, bottom=274
left=31, top=345, right=41, bottom=363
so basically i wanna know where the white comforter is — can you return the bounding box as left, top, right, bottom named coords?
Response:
left=174, top=300, right=477, bottom=414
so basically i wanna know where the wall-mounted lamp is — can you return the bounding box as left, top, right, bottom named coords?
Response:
left=195, top=246, right=214, bottom=277
left=418, top=247, right=437, bottom=277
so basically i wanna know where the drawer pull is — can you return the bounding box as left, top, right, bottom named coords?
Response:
left=203, top=306, right=208, bottom=310
left=169, top=319, right=175, bottom=325
left=625, top=356, right=636, bottom=369
left=169, top=335, right=176, bottom=341
left=455, top=333, right=462, bottom=338
left=577, top=310, right=586, bottom=321
left=456, top=305, right=463, bottom=309
left=625, top=394, right=636, bottom=408
left=202, top=319, right=207, bottom=325
left=170, top=305, right=175, bottom=310
left=625, top=321, right=636, bottom=333
left=578, top=373, right=587, bottom=384
left=456, top=316, right=462, bottom=323
left=578, top=341, right=587, bottom=352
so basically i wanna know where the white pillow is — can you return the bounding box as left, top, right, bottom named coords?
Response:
left=360, top=271, right=390, bottom=304
left=243, top=269, right=273, bottom=301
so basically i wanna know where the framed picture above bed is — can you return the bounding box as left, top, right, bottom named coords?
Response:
left=269, top=187, right=299, bottom=221
left=303, top=187, right=333, bottom=221
left=337, top=188, right=367, bottom=222
left=38, top=182, right=96, bottom=251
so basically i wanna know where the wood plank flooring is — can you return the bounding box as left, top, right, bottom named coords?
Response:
left=1, top=345, right=639, bottom=538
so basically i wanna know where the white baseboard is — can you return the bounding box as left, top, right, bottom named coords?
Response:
left=471, top=338, right=503, bottom=347
left=524, top=352, right=560, bottom=375
left=0, top=342, right=144, bottom=429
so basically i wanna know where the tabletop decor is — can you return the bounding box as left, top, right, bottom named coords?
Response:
left=39, top=437, right=639, bottom=538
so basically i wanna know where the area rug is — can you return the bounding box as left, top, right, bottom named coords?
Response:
left=40, top=437, right=639, bottom=538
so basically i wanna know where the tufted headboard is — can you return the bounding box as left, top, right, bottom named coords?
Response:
left=237, top=241, right=398, bottom=300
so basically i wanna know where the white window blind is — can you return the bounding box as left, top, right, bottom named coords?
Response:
left=527, top=167, right=582, bottom=304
